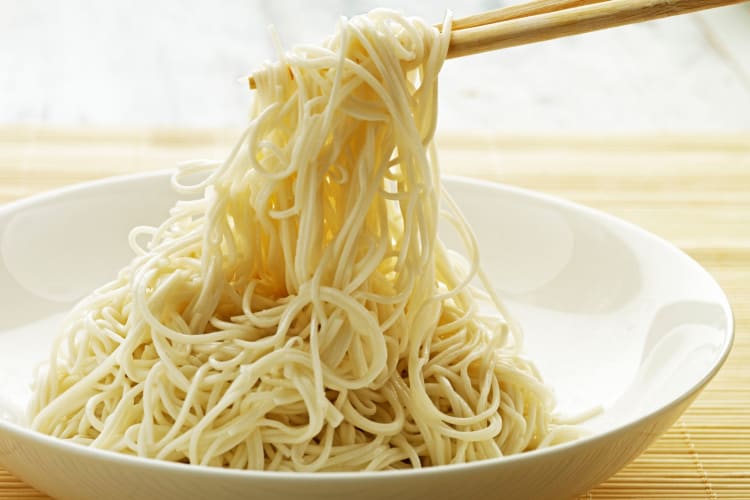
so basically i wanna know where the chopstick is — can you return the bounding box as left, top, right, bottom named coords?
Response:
left=248, top=0, right=747, bottom=89
left=448, top=0, right=748, bottom=58
left=449, top=0, right=609, bottom=31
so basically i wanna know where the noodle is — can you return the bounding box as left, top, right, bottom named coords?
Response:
left=29, top=9, right=572, bottom=471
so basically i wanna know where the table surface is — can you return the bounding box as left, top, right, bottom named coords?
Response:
left=0, top=127, right=749, bottom=499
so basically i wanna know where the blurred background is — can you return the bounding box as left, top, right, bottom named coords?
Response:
left=2, top=0, right=749, bottom=133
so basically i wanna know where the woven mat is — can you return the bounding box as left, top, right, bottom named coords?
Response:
left=0, top=128, right=748, bottom=499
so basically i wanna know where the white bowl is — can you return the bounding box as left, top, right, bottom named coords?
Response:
left=0, top=172, right=733, bottom=500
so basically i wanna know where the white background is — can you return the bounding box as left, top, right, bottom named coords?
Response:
left=2, top=0, right=749, bottom=132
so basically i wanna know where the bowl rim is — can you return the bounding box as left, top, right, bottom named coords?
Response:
left=0, top=170, right=735, bottom=480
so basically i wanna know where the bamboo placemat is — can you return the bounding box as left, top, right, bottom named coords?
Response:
left=0, top=127, right=748, bottom=499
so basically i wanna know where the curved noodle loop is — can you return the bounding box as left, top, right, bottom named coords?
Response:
left=30, top=10, right=566, bottom=471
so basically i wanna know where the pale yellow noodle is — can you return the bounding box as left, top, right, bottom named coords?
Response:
left=30, top=9, right=572, bottom=471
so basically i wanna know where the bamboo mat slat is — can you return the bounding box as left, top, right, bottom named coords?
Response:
left=0, top=127, right=748, bottom=500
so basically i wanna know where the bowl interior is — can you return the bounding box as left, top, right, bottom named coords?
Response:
left=0, top=173, right=732, bottom=436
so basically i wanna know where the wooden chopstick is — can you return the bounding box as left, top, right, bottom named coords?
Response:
left=449, top=0, right=608, bottom=31
left=248, top=0, right=746, bottom=89
left=448, top=0, right=747, bottom=58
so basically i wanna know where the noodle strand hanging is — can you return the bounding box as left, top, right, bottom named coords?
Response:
left=30, top=10, right=571, bottom=471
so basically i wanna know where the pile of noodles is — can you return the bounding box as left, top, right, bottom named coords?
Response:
left=30, top=10, right=574, bottom=471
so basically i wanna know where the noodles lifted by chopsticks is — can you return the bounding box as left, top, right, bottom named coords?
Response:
left=29, top=9, right=572, bottom=471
